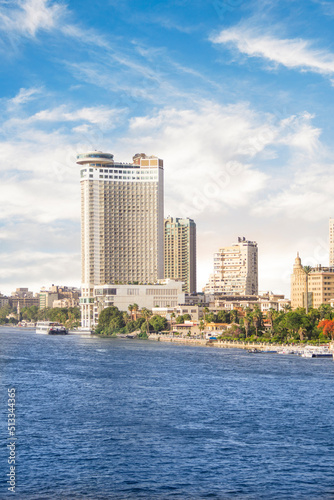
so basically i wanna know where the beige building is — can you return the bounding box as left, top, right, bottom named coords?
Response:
left=77, top=151, right=164, bottom=329
left=291, top=253, right=334, bottom=309
left=164, top=216, right=196, bottom=293
left=204, top=237, right=258, bottom=295
left=39, top=285, right=80, bottom=310
left=10, top=288, right=39, bottom=309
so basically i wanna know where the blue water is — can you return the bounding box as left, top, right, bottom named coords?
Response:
left=1, top=328, right=334, bottom=499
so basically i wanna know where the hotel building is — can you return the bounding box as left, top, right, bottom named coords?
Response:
left=204, top=237, right=258, bottom=295
left=291, top=253, right=334, bottom=309
left=164, top=217, right=196, bottom=294
left=77, top=151, right=164, bottom=328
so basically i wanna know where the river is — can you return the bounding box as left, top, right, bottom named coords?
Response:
left=0, top=327, right=334, bottom=499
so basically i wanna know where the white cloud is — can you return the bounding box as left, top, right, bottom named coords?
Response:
left=211, top=26, right=334, bottom=76
left=8, top=87, right=42, bottom=106
left=0, top=0, right=65, bottom=38
left=0, top=97, right=331, bottom=296
left=4, top=104, right=124, bottom=132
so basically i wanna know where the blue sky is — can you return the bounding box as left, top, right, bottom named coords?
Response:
left=1, top=0, right=334, bottom=297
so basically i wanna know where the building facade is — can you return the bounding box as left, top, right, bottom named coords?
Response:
left=164, top=216, right=196, bottom=293
left=77, top=151, right=164, bottom=328
left=90, top=279, right=184, bottom=326
left=204, top=237, right=258, bottom=295
left=10, top=288, right=39, bottom=309
left=291, top=253, right=334, bottom=309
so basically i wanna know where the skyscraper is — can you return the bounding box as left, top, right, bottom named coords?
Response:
left=204, top=237, right=258, bottom=295
left=164, top=217, right=196, bottom=293
left=77, top=151, right=164, bottom=328
left=329, top=218, right=334, bottom=266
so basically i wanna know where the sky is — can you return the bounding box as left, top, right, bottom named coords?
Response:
left=1, top=0, right=334, bottom=298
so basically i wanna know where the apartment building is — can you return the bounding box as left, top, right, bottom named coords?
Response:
left=204, top=237, right=258, bottom=295
left=164, top=216, right=196, bottom=293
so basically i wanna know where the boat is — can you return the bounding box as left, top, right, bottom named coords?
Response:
left=36, top=321, right=68, bottom=335
left=301, top=346, right=332, bottom=358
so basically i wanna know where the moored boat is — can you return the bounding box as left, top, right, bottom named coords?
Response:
left=36, top=321, right=68, bottom=335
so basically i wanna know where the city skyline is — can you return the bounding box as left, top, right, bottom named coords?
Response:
left=1, top=1, right=334, bottom=297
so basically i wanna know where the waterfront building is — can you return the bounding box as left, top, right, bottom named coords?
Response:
left=152, top=304, right=203, bottom=322
left=91, top=279, right=184, bottom=326
left=330, top=218, right=334, bottom=266
left=164, top=216, right=196, bottom=294
left=77, top=151, right=164, bottom=329
left=204, top=237, right=258, bottom=295
left=0, top=294, right=9, bottom=308
left=39, top=285, right=80, bottom=309
left=10, top=288, right=39, bottom=309
left=291, top=253, right=334, bottom=309
left=208, top=294, right=290, bottom=312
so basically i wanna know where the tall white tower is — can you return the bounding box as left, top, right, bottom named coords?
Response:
left=77, top=151, right=164, bottom=328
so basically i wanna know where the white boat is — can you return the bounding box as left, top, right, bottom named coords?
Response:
left=301, top=346, right=332, bottom=358
left=36, top=321, right=68, bottom=335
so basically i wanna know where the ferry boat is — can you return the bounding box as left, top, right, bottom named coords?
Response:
left=301, top=346, right=332, bottom=358
left=36, top=321, right=68, bottom=335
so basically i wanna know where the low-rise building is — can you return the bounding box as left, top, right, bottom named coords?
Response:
left=81, top=279, right=185, bottom=328
left=39, top=285, right=80, bottom=309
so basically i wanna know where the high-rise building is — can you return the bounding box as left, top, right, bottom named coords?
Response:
left=204, top=237, right=258, bottom=295
left=329, top=218, right=334, bottom=266
left=291, top=253, right=334, bottom=309
left=164, top=216, right=196, bottom=293
left=77, top=151, right=164, bottom=328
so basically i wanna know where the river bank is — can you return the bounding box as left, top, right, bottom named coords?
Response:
left=148, top=334, right=334, bottom=352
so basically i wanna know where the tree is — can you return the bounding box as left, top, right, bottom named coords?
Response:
left=319, top=304, right=334, bottom=320
left=176, top=315, right=184, bottom=324
left=242, top=309, right=252, bottom=338
left=230, top=309, right=239, bottom=324
left=318, top=319, right=334, bottom=340
left=132, top=303, right=139, bottom=321
left=141, top=308, right=152, bottom=335
left=252, top=307, right=263, bottom=336
left=96, top=306, right=125, bottom=334
left=199, top=320, right=205, bottom=338
left=149, top=315, right=168, bottom=332
left=217, top=310, right=230, bottom=323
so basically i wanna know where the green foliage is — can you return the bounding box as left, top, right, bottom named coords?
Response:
left=95, top=306, right=125, bottom=335
left=149, top=315, right=168, bottom=332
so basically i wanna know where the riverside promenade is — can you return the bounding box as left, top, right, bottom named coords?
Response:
left=148, top=334, right=334, bottom=353
left=148, top=334, right=281, bottom=351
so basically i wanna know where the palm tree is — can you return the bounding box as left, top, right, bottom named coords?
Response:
left=199, top=320, right=205, bottom=339
left=128, top=304, right=133, bottom=320
left=230, top=309, right=239, bottom=324
left=141, top=308, right=152, bottom=335
left=303, top=265, right=313, bottom=314
left=132, top=303, right=139, bottom=321
left=243, top=311, right=252, bottom=338
left=252, top=307, right=262, bottom=336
